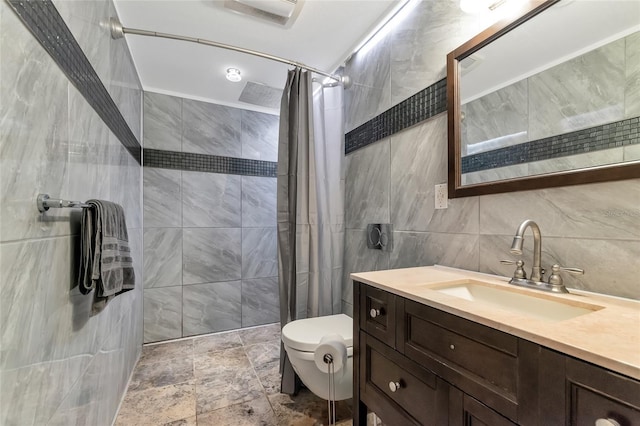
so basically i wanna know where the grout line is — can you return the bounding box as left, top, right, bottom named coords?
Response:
left=0, top=232, right=81, bottom=245
left=111, top=349, right=143, bottom=426
left=240, top=175, right=245, bottom=330
left=241, top=338, right=280, bottom=418
left=180, top=169, right=185, bottom=341
left=142, top=322, right=279, bottom=347
left=192, top=345, right=198, bottom=423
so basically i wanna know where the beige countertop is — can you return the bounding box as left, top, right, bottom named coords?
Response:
left=351, top=265, right=640, bottom=380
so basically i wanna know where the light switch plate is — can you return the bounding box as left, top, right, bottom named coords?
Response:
left=435, top=184, right=448, bottom=209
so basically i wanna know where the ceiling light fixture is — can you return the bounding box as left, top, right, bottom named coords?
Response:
left=349, top=0, right=419, bottom=58
left=226, top=67, right=242, bottom=82
left=460, top=0, right=524, bottom=15
left=459, top=0, right=493, bottom=14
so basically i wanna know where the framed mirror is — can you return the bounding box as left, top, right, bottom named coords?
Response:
left=447, top=0, right=640, bottom=198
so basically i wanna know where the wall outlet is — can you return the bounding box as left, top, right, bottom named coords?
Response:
left=435, top=184, right=448, bottom=209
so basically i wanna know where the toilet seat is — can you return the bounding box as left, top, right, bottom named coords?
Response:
left=282, top=314, right=353, bottom=353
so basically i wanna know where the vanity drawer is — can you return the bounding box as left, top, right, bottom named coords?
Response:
left=360, top=332, right=449, bottom=425
left=358, top=282, right=396, bottom=348
left=566, top=357, right=640, bottom=426
left=398, top=299, right=520, bottom=420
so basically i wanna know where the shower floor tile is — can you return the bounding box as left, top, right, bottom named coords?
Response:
left=193, top=331, right=243, bottom=354
left=164, top=416, right=197, bottom=426
left=196, top=394, right=277, bottom=425
left=128, top=357, right=195, bottom=392
left=238, top=323, right=281, bottom=345
left=116, top=381, right=196, bottom=425
left=138, top=338, right=194, bottom=365
left=269, top=390, right=353, bottom=425
left=115, top=323, right=355, bottom=425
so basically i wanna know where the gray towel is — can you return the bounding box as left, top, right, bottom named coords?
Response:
left=79, top=200, right=135, bottom=315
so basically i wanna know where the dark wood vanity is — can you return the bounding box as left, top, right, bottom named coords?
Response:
left=353, top=281, right=640, bottom=425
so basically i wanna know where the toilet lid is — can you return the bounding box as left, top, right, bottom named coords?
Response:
left=282, top=314, right=353, bottom=352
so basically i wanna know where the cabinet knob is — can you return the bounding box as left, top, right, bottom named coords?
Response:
left=388, top=381, right=401, bottom=392
left=595, top=419, right=621, bottom=426
left=370, top=308, right=381, bottom=318
left=450, top=344, right=455, bottom=350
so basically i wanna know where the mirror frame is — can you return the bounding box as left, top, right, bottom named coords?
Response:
left=447, top=0, right=640, bottom=198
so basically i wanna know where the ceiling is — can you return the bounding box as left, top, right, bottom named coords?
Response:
left=113, top=0, right=398, bottom=114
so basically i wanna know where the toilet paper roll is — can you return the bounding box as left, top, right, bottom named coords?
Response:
left=314, top=334, right=347, bottom=375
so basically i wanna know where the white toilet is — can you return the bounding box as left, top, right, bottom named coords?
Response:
left=281, top=314, right=353, bottom=401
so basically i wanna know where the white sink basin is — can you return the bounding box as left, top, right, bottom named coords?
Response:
left=430, top=280, right=603, bottom=321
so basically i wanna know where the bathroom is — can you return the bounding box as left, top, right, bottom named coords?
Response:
left=1, top=0, right=638, bottom=425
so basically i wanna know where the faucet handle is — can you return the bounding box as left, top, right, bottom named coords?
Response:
left=500, top=259, right=527, bottom=279
left=547, top=264, right=584, bottom=289
left=557, top=266, right=584, bottom=275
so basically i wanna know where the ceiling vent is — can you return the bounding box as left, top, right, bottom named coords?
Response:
left=239, top=81, right=283, bottom=109
left=460, top=53, right=484, bottom=76
left=224, top=0, right=304, bottom=27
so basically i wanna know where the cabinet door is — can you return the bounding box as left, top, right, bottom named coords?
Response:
left=449, top=386, right=517, bottom=426
left=566, top=358, right=640, bottom=426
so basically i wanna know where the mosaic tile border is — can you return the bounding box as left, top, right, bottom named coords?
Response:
left=345, top=78, right=447, bottom=154
left=143, top=149, right=277, bottom=177
left=8, top=0, right=142, bottom=163
left=462, top=116, right=640, bottom=174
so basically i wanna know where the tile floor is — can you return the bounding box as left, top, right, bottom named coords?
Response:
left=115, top=323, right=354, bottom=425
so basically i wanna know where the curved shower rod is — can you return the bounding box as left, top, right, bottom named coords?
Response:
left=108, top=18, right=350, bottom=87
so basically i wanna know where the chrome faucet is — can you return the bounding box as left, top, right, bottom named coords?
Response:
left=510, top=219, right=544, bottom=282
left=501, top=219, right=584, bottom=294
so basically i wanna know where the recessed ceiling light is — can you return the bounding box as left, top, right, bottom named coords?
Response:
left=226, top=67, right=242, bottom=82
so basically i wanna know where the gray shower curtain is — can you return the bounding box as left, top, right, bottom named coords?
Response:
left=277, top=68, right=345, bottom=394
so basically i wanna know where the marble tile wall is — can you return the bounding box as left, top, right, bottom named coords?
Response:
left=342, top=2, right=640, bottom=315
left=0, top=1, right=143, bottom=425
left=143, top=92, right=279, bottom=342
left=344, top=0, right=486, bottom=133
